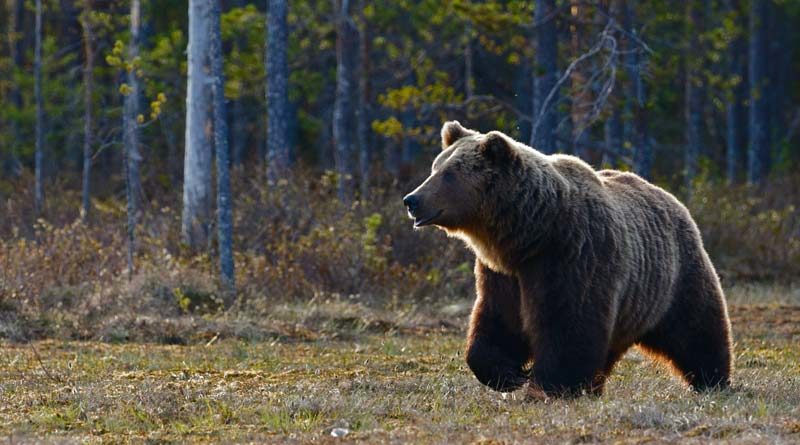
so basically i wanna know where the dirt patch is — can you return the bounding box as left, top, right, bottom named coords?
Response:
left=729, top=304, right=800, bottom=339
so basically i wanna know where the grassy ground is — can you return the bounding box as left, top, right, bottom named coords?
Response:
left=2, top=287, right=800, bottom=444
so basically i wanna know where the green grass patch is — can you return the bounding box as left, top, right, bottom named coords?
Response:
left=2, top=300, right=800, bottom=444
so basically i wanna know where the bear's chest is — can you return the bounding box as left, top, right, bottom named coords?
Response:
left=457, top=231, right=515, bottom=275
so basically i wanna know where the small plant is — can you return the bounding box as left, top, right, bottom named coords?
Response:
left=173, top=287, right=224, bottom=315
left=0, top=170, right=797, bottom=342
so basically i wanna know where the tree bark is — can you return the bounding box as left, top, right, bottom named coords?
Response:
left=747, top=0, right=770, bottom=183
left=210, top=0, right=235, bottom=296
left=126, top=0, right=143, bottom=208
left=514, top=58, right=532, bottom=143
left=123, top=0, right=143, bottom=278
left=685, top=0, right=704, bottom=191
left=767, top=1, right=789, bottom=165
left=357, top=1, right=371, bottom=200
left=266, top=0, right=290, bottom=181
left=333, top=0, right=357, bottom=201
left=34, top=0, right=44, bottom=215
left=4, top=0, right=24, bottom=175
left=530, top=0, right=558, bottom=154
left=620, top=1, right=651, bottom=179
left=81, top=0, right=94, bottom=219
left=231, top=98, right=248, bottom=166
left=182, top=0, right=214, bottom=249
left=464, top=22, right=474, bottom=100
left=569, top=2, right=591, bottom=160
left=603, top=107, right=622, bottom=167
left=229, top=0, right=248, bottom=168
left=725, top=0, right=746, bottom=184
left=601, top=0, right=621, bottom=167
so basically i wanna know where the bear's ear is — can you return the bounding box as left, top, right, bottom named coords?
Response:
left=479, top=131, right=514, bottom=163
left=441, top=120, right=477, bottom=149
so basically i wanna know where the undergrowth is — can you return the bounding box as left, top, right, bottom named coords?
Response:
left=0, top=169, right=798, bottom=342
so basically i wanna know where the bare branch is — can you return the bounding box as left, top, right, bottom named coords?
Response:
left=420, top=94, right=532, bottom=123
left=531, top=20, right=616, bottom=144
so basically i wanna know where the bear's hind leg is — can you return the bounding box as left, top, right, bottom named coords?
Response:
left=638, top=281, right=732, bottom=391
left=589, top=348, right=628, bottom=396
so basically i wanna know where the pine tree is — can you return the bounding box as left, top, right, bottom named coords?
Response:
left=182, top=0, right=214, bottom=249
left=266, top=0, right=290, bottom=181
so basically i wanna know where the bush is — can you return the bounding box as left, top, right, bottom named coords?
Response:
left=688, top=176, right=800, bottom=282
left=1, top=169, right=797, bottom=341
left=0, top=168, right=474, bottom=341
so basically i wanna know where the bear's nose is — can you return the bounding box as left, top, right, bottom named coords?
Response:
left=403, top=194, right=420, bottom=214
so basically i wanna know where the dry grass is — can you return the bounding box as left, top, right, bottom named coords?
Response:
left=1, top=286, right=799, bottom=444
left=1, top=172, right=799, bottom=443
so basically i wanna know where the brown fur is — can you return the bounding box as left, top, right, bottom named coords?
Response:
left=404, top=121, right=733, bottom=397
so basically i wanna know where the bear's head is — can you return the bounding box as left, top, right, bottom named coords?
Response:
left=403, top=121, right=520, bottom=231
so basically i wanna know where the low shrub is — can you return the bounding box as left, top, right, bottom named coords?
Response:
left=0, top=168, right=474, bottom=341
left=688, top=176, right=800, bottom=282
left=1, top=169, right=797, bottom=341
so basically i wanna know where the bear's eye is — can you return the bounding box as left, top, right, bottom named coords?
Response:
left=442, top=170, right=456, bottom=183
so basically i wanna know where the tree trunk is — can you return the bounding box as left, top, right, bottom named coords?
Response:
left=400, top=103, right=419, bottom=178
left=464, top=22, right=474, bottom=100
left=229, top=0, right=248, bottom=168
left=602, top=0, right=621, bottom=167
left=398, top=71, right=418, bottom=178
left=514, top=58, right=532, bottom=142
left=126, top=0, right=143, bottom=208
left=182, top=0, right=214, bottom=250
left=620, top=1, right=651, bottom=179
left=633, top=103, right=652, bottom=180
left=266, top=0, right=290, bottom=181
left=603, top=107, right=622, bottom=167
left=725, top=0, right=746, bottom=184
left=384, top=140, right=400, bottom=178
left=6, top=0, right=24, bottom=83
left=123, top=0, right=143, bottom=278
left=161, top=113, right=180, bottom=183
left=685, top=0, right=704, bottom=191
left=34, top=0, right=44, bottom=215
left=81, top=0, right=94, bottom=219
left=767, top=1, right=789, bottom=165
left=5, top=0, right=24, bottom=175
left=231, top=96, right=247, bottom=166
left=747, top=0, right=770, bottom=184
left=333, top=0, right=357, bottom=201
left=210, top=0, right=235, bottom=297
left=357, top=1, right=371, bottom=200
left=569, top=2, right=591, bottom=160
left=530, top=0, right=558, bottom=154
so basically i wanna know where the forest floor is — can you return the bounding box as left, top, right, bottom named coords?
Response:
left=2, top=286, right=800, bottom=444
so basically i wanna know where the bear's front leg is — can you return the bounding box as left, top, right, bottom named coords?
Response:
left=465, top=261, right=530, bottom=392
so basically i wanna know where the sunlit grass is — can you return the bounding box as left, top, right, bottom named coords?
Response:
left=2, top=293, right=799, bottom=444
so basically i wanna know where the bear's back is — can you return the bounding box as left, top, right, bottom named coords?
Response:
left=595, top=169, right=701, bottom=340
left=598, top=170, right=693, bottom=228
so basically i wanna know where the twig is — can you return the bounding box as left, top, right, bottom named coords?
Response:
left=28, top=343, right=63, bottom=384
left=531, top=21, right=615, bottom=144
left=420, top=95, right=533, bottom=122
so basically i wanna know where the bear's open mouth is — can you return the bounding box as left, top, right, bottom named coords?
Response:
left=414, top=209, right=443, bottom=227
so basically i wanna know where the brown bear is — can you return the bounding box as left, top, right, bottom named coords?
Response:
left=403, top=121, right=733, bottom=398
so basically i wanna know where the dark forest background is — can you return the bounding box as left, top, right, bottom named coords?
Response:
left=0, top=0, right=799, bottom=340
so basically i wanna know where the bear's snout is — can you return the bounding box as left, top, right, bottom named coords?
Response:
left=404, top=193, right=443, bottom=227
left=403, top=194, right=420, bottom=216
